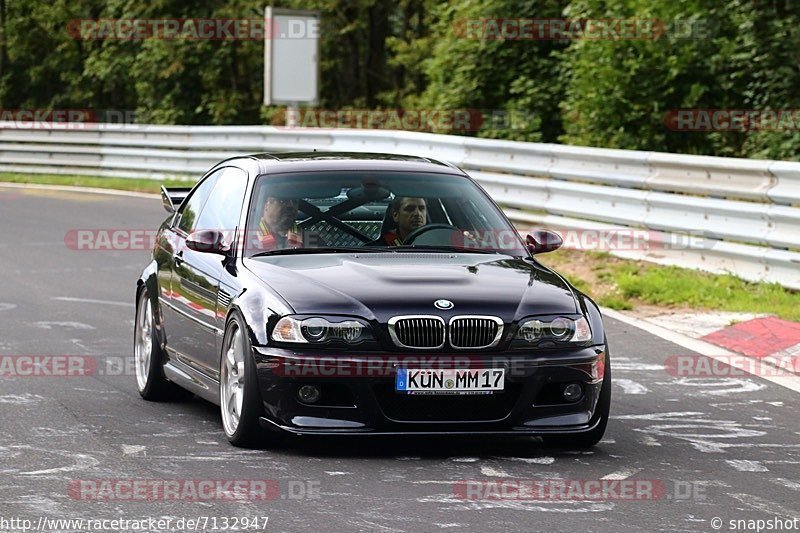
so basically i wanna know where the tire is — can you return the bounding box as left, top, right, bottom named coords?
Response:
left=219, top=311, right=269, bottom=448
left=134, top=287, right=193, bottom=401
left=542, top=344, right=611, bottom=448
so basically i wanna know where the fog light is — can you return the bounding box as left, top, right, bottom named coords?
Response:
left=297, top=385, right=321, bottom=404
left=562, top=383, right=583, bottom=402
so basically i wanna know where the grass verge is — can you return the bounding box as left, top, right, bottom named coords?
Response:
left=539, top=249, right=800, bottom=322
left=0, top=172, right=194, bottom=194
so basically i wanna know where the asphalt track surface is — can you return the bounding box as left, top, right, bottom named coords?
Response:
left=0, top=184, right=798, bottom=533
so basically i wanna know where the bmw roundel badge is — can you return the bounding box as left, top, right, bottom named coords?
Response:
left=434, top=299, right=454, bottom=310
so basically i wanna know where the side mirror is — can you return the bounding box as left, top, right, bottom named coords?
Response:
left=186, top=229, right=231, bottom=255
left=526, top=229, right=563, bottom=255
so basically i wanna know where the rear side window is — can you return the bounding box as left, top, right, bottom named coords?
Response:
left=195, top=167, right=248, bottom=237
left=176, top=170, right=222, bottom=234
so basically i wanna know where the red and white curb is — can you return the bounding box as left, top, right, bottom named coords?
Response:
left=603, top=308, right=800, bottom=393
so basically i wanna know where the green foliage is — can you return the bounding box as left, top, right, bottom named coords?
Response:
left=559, top=0, right=800, bottom=158
left=0, top=172, right=195, bottom=193
left=416, top=0, right=570, bottom=141
left=2, top=0, right=800, bottom=157
left=611, top=262, right=800, bottom=321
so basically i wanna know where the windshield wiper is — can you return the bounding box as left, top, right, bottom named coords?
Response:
left=250, top=246, right=383, bottom=257
left=399, top=245, right=515, bottom=255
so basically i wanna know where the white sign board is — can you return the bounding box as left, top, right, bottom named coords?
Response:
left=264, top=7, right=320, bottom=106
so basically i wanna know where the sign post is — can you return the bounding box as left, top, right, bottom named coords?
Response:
left=264, top=6, right=320, bottom=120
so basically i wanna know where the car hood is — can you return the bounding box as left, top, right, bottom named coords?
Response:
left=244, top=253, right=578, bottom=322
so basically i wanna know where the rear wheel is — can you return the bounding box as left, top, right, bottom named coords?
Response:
left=542, top=345, right=611, bottom=448
left=134, top=287, right=192, bottom=401
left=220, top=312, right=269, bottom=448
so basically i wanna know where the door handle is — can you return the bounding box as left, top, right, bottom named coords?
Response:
left=175, top=251, right=184, bottom=267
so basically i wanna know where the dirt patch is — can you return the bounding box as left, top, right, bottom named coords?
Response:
left=537, top=248, right=694, bottom=314
left=537, top=249, right=623, bottom=302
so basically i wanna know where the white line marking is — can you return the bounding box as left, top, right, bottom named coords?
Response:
left=601, top=468, right=642, bottom=480
left=122, top=445, right=146, bottom=456
left=0, top=303, right=16, bottom=312
left=602, top=307, right=800, bottom=394
left=34, top=321, right=95, bottom=330
left=616, top=411, right=705, bottom=420
left=0, top=394, right=44, bottom=405
left=493, top=456, right=556, bottom=465
left=638, top=435, right=662, bottom=447
left=611, top=362, right=665, bottom=371
left=416, top=493, right=614, bottom=512
left=19, top=453, right=99, bottom=476
left=725, top=460, right=768, bottom=472
left=480, top=466, right=511, bottom=477
left=669, top=377, right=766, bottom=396
left=613, top=379, right=649, bottom=395
left=52, top=297, right=134, bottom=307
left=727, top=493, right=798, bottom=517
left=772, top=478, right=800, bottom=491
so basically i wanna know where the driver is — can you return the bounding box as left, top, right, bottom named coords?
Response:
left=377, top=196, right=427, bottom=245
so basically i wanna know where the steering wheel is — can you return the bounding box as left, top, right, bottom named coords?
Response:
left=403, top=223, right=462, bottom=245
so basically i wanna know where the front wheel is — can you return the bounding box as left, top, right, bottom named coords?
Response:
left=220, top=312, right=269, bottom=448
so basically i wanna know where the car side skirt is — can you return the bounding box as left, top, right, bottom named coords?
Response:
left=163, top=358, right=221, bottom=405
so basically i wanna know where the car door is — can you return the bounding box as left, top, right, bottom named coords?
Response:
left=167, top=167, right=248, bottom=378
left=160, top=169, right=222, bottom=375
left=187, top=167, right=248, bottom=376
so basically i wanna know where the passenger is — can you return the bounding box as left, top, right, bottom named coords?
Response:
left=257, top=197, right=303, bottom=251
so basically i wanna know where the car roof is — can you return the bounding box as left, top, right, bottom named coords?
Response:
left=231, top=151, right=465, bottom=176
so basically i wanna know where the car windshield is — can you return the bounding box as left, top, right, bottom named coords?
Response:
left=244, top=170, right=526, bottom=257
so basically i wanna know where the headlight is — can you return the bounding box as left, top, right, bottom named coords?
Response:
left=516, top=316, right=591, bottom=344
left=272, top=316, right=369, bottom=344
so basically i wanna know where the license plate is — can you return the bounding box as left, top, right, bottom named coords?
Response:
left=395, top=368, right=504, bottom=395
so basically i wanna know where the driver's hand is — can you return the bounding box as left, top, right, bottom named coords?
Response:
left=462, top=230, right=479, bottom=244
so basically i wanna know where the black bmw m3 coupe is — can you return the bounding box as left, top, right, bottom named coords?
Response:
left=134, top=152, right=611, bottom=448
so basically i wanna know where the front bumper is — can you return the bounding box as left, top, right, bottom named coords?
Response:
left=253, top=346, right=606, bottom=436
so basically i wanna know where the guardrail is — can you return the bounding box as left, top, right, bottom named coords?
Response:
left=1, top=123, right=798, bottom=289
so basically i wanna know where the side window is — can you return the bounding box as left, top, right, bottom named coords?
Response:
left=176, top=170, right=223, bottom=234
left=194, top=167, right=248, bottom=240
